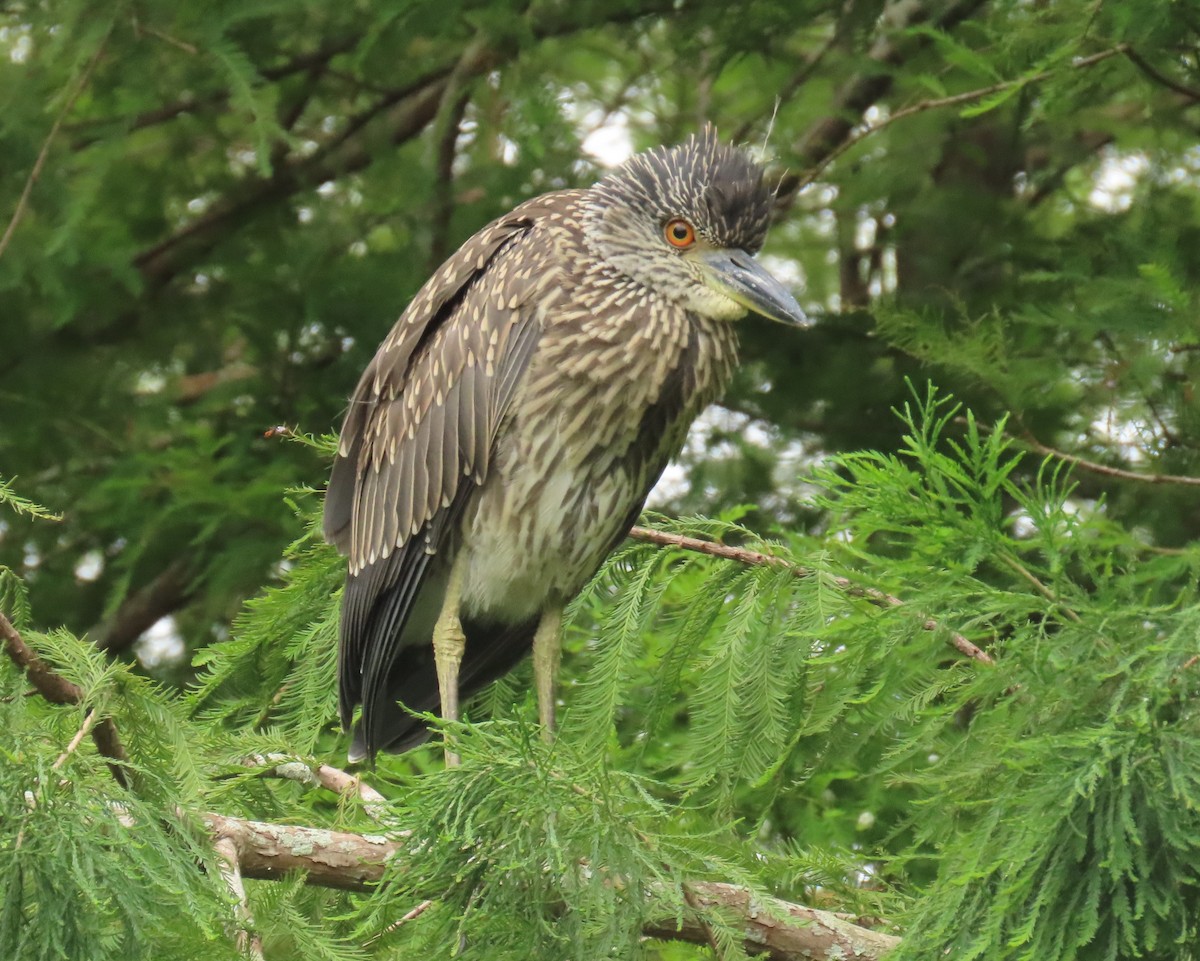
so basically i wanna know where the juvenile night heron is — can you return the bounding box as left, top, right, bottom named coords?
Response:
left=324, top=127, right=804, bottom=763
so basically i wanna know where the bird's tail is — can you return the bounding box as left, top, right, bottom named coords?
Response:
left=349, top=614, right=540, bottom=762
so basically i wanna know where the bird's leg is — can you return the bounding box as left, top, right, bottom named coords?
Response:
left=531, top=606, right=563, bottom=740
left=433, top=555, right=468, bottom=766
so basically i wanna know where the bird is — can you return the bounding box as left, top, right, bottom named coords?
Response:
left=323, top=126, right=805, bottom=764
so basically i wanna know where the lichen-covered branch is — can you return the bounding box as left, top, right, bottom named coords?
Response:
left=201, top=813, right=401, bottom=891
left=243, top=753, right=393, bottom=824
left=200, top=812, right=900, bottom=959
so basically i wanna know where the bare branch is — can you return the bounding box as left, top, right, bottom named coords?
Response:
left=627, top=526, right=994, bottom=666
left=199, top=812, right=901, bottom=959
left=92, top=558, right=194, bottom=654
left=201, top=812, right=398, bottom=890
left=363, top=899, right=435, bottom=946
left=646, top=881, right=900, bottom=960
left=970, top=418, right=1200, bottom=487
left=1123, top=46, right=1200, bottom=101
left=1019, top=433, right=1200, bottom=487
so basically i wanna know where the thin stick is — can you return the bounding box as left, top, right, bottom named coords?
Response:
left=52, top=708, right=98, bottom=771
left=1020, top=433, right=1200, bottom=487
left=968, top=417, right=1200, bottom=487
left=245, top=753, right=393, bottom=825
left=0, top=22, right=114, bottom=261
left=363, top=899, right=435, bottom=946
left=627, top=526, right=994, bottom=665
left=792, top=44, right=1131, bottom=193
left=213, top=835, right=266, bottom=961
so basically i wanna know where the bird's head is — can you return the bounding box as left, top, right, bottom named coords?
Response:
left=584, top=126, right=805, bottom=326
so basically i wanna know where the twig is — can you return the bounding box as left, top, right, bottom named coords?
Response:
left=775, top=0, right=986, bottom=212
left=199, top=812, right=901, bottom=959
left=1123, top=46, right=1200, bottom=101
left=139, top=24, right=200, bottom=55
left=244, top=753, right=393, bottom=825
left=52, top=708, right=98, bottom=771
left=970, top=417, right=1200, bottom=487
left=0, top=20, right=114, bottom=261
left=1019, top=433, right=1200, bottom=487
left=627, top=526, right=994, bottom=666
left=1, top=610, right=132, bottom=787
left=734, top=22, right=842, bottom=145
left=213, top=835, right=266, bottom=961
left=995, top=553, right=1082, bottom=624
left=790, top=44, right=1131, bottom=194
left=363, top=899, right=435, bottom=946
left=1096, top=331, right=1180, bottom=448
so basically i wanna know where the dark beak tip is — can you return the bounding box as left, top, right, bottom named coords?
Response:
left=700, top=249, right=807, bottom=327
left=764, top=294, right=807, bottom=327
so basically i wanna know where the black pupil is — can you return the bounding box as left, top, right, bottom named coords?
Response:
left=671, top=223, right=689, bottom=240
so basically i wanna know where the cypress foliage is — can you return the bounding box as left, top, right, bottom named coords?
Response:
left=5, top=0, right=1200, bottom=956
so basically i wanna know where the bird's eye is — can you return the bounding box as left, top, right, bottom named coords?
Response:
left=664, top=218, right=696, bottom=248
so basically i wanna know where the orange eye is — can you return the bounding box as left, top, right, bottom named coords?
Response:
left=664, top=218, right=696, bottom=248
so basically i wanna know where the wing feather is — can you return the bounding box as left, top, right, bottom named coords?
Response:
left=324, top=190, right=581, bottom=752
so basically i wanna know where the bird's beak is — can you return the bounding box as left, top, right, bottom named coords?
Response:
left=696, top=250, right=807, bottom=326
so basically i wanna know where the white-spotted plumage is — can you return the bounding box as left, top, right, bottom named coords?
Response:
left=324, top=127, right=785, bottom=759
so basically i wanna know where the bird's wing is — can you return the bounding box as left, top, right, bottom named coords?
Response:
left=323, top=192, right=576, bottom=742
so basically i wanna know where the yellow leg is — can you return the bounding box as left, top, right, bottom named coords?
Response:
left=433, top=556, right=468, bottom=766
left=531, top=606, right=563, bottom=741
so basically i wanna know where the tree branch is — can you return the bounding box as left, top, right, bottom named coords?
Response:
left=129, top=0, right=675, bottom=290
left=199, top=812, right=900, bottom=959
left=627, top=526, right=994, bottom=665
left=51, top=707, right=98, bottom=771
left=1122, top=46, right=1200, bottom=102
left=68, top=35, right=362, bottom=148
left=428, top=80, right=473, bottom=271
left=4, top=575, right=898, bottom=958
left=970, top=418, right=1200, bottom=487
left=92, top=557, right=194, bottom=654
left=0, top=610, right=132, bottom=786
